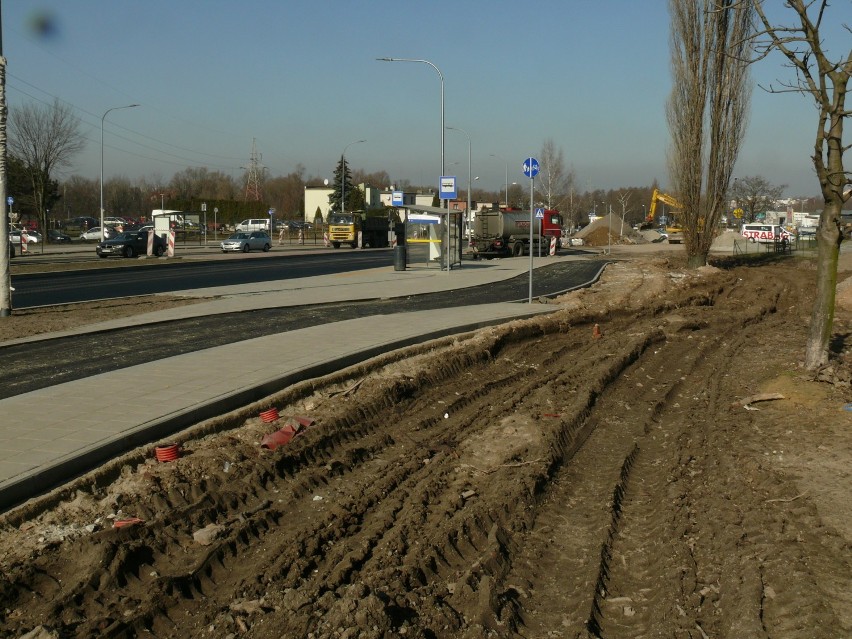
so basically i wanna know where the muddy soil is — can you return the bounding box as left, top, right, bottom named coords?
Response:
left=1, top=254, right=851, bottom=639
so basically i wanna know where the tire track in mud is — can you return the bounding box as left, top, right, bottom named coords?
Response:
left=502, top=266, right=847, bottom=639
left=4, top=261, right=848, bottom=638
left=2, top=310, right=664, bottom=637
left=494, top=269, right=785, bottom=638
left=502, top=313, right=726, bottom=637
left=590, top=268, right=846, bottom=639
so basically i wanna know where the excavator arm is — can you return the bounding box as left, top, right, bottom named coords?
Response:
left=648, top=189, right=684, bottom=223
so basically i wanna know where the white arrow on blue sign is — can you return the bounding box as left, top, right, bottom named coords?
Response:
left=523, top=157, right=540, bottom=178
left=6, top=196, right=13, bottom=206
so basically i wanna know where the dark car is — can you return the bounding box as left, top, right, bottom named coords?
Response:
left=47, top=229, right=72, bottom=244
left=96, top=231, right=167, bottom=258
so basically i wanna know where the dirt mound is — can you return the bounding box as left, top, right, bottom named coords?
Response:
left=1, top=257, right=850, bottom=638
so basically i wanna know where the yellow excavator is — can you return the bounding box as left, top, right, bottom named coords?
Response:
left=648, top=189, right=684, bottom=243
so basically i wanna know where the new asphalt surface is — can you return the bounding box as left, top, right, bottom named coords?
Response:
left=0, top=251, right=605, bottom=513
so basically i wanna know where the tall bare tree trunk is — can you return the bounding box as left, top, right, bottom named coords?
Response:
left=0, top=51, right=10, bottom=317
left=804, top=98, right=845, bottom=369
left=667, top=0, right=753, bottom=268
left=752, top=1, right=850, bottom=371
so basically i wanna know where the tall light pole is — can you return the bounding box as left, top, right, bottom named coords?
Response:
left=490, top=153, right=508, bottom=209
left=101, top=104, right=138, bottom=240
left=447, top=126, right=471, bottom=236
left=340, top=139, right=366, bottom=216
left=376, top=58, right=444, bottom=180
left=377, top=57, right=450, bottom=270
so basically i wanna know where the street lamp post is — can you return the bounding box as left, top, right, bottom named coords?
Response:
left=377, top=57, right=449, bottom=270
left=376, top=58, right=444, bottom=179
left=100, top=104, right=138, bottom=241
left=490, top=153, right=508, bottom=209
left=447, top=126, right=472, bottom=240
left=340, top=139, right=366, bottom=216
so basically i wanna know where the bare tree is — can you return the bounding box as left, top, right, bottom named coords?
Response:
left=8, top=99, right=85, bottom=233
left=60, top=175, right=98, bottom=221
left=751, top=1, right=851, bottom=371
left=667, top=0, right=754, bottom=268
left=730, top=174, right=787, bottom=222
left=265, top=166, right=307, bottom=218
left=103, top=176, right=145, bottom=219
left=536, top=138, right=575, bottom=211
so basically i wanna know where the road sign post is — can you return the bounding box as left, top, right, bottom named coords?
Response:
left=439, top=177, right=457, bottom=271
left=523, top=158, right=540, bottom=303
left=535, top=208, right=545, bottom=258
left=201, top=202, right=207, bottom=245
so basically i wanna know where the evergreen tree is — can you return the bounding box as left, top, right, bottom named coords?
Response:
left=329, top=156, right=354, bottom=213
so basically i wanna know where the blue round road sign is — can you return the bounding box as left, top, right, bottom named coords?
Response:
left=523, top=157, right=540, bottom=178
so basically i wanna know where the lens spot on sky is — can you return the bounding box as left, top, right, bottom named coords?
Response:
left=28, top=11, right=61, bottom=40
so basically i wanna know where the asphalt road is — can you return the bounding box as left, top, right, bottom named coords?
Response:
left=0, top=260, right=605, bottom=399
left=11, top=250, right=393, bottom=308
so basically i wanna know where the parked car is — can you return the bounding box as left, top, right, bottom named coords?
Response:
left=62, top=216, right=98, bottom=235
left=47, top=229, right=73, bottom=244
left=96, top=230, right=167, bottom=258
left=235, top=218, right=271, bottom=233
left=80, top=226, right=119, bottom=241
left=221, top=231, right=272, bottom=253
left=9, top=230, right=40, bottom=245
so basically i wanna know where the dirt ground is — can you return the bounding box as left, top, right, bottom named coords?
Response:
left=1, top=249, right=851, bottom=639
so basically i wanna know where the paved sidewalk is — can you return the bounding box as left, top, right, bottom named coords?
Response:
left=0, top=255, right=601, bottom=512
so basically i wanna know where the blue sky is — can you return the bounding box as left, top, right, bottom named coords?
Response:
left=4, top=1, right=838, bottom=199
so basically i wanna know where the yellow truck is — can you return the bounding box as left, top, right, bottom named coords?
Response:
left=326, top=211, right=390, bottom=248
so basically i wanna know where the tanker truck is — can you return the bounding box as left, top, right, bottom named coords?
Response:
left=468, top=208, right=563, bottom=258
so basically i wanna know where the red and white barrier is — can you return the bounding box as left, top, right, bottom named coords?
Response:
left=167, top=231, right=175, bottom=257
left=20, top=230, right=28, bottom=254
left=549, top=236, right=557, bottom=256
left=147, top=230, right=154, bottom=256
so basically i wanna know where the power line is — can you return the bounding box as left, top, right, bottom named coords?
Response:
left=7, top=74, right=248, bottom=170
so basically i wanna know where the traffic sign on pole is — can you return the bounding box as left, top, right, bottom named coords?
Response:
left=439, top=176, right=457, bottom=200
left=523, top=157, right=540, bottom=178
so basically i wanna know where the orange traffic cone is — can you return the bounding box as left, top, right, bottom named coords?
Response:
left=592, top=323, right=602, bottom=339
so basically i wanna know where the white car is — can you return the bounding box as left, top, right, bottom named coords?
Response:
left=221, top=231, right=272, bottom=253
left=9, top=230, right=40, bottom=244
left=80, top=226, right=119, bottom=241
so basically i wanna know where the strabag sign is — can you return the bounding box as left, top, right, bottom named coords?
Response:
left=741, top=224, right=793, bottom=243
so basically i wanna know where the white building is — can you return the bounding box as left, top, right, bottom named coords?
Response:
left=304, top=184, right=386, bottom=224
left=377, top=190, right=437, bottom=208
left=304, top=186, right=333, bottom=224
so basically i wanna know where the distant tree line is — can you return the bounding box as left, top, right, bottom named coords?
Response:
left=5, top=100, right=843, bottom=234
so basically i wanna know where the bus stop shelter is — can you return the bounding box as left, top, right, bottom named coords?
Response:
left=395, top=205, right=463, bottom=271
